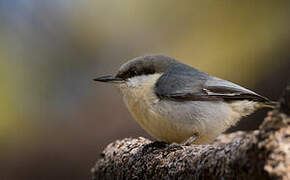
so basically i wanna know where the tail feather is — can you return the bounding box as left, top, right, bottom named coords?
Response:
left=262, top=101, right=279, bottom=109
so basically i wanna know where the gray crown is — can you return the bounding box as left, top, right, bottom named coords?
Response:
left=116, top=54, right=178, bottom=79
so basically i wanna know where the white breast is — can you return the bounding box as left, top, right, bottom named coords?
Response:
left=117, top=74, right=259, bottom=144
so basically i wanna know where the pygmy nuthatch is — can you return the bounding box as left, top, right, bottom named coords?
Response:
left=94, top=55, right=276, bottom=144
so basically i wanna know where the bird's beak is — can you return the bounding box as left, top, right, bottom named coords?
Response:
left=93, top=75, right=124, bottom=83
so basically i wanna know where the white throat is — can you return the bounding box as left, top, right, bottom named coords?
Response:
left=117, top=73, right=162, bottom=94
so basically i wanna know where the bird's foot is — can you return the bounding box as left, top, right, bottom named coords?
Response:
left=182, top=132, right=199, bottom=146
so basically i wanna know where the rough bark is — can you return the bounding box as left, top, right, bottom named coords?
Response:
left=92, top=85, right=290, bottom=180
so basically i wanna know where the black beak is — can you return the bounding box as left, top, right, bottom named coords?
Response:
left=93, top=75, right=124, bottom=83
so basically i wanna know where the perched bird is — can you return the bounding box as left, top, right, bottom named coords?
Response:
left=94, top=55, right=276, bottom=144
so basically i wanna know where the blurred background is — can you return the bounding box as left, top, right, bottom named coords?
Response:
left=0, top=0, right=289, bottom=179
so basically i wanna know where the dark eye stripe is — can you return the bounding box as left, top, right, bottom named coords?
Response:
left=117, top=67, right=156, bottom=79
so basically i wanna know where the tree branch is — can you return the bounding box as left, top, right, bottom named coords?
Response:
left=92, top=85, right=290, bottom=180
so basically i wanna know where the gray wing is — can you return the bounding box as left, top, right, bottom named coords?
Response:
left=154, top=63, right=269, bottom=102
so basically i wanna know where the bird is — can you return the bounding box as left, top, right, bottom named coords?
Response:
left=94, top=55, right=276, bottom=144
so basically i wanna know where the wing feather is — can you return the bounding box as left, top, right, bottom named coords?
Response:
left=154, top=63, right=269, bottom=102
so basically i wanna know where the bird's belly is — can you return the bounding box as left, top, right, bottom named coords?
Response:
left=126, top=101, right=195, bottom=143
left=123, top=91, right=203, bottom=143
left=124, top=96, right=240, bottom=144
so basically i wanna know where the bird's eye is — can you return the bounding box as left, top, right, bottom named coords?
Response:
left=130, top=70, right=138, bottom=76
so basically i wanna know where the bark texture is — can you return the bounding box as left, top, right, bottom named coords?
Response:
left=92, top=85, right=290, bottom=180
